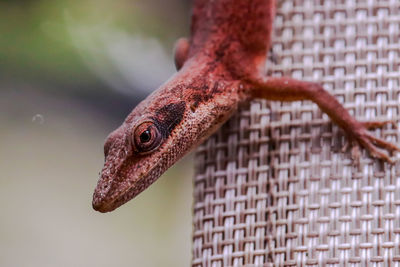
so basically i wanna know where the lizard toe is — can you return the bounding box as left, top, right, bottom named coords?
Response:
left=353, top=130, right=398, bottom=163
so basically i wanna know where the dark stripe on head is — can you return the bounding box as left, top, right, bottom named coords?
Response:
left=152, top=101, right=186, bottom=138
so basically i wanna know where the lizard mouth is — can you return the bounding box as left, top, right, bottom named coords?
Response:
left=92, top=160, right=162, bottom=213
left=92, top=197, right=115, bottom=213
left=92, top=177, right=142, bottom=213
left=92, top=186, right=135, bottom=213
left=92, top=178, right=142, bottom=213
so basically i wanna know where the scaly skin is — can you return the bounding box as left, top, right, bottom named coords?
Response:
left=92, top=0, right=400, bottom=213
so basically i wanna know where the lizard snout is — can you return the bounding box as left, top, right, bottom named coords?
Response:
left=92, top=180, right=116, bottom=213
left=92, top=196, right=116, bottom=213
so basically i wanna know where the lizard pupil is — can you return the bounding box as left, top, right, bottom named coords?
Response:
left=140, top=130, right=151, bottom=143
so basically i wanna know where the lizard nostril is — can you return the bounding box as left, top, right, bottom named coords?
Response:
left=102, top=184, right=110, bottom=191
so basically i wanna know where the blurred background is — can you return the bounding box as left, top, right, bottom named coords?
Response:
left=0, top=0, right=194, bottom=266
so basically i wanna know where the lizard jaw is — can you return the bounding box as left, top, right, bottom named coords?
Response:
left=92, top=160, right=163, bottom=213
left=92, top=176, right=142, bottom=213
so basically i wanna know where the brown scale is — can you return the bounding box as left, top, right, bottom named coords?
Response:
left=92, top=0, right=400, bottom=213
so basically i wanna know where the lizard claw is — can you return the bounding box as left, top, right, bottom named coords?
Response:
left=350, top=124, right=400, bottom=163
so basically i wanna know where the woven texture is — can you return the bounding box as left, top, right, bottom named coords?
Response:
left=192, top=0, right=400, bottom=266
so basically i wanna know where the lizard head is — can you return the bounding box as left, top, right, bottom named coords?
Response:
left=92, top=59, right=241, bottom=213
left=92, top=90, right=189, bottom=212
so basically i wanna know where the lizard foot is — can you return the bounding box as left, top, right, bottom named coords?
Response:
left=349, top=121, right=400, bottom=163
left=249, top=77, right=400, bottom=163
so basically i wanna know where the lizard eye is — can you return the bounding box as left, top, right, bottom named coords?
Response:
left=132, top=121, right=162, bottom=154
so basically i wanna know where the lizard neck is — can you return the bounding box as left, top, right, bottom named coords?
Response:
left=188, top=0, right=276, bottom=78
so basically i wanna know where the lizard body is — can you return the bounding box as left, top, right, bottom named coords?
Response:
left=93, top=0, right=399, bottom=213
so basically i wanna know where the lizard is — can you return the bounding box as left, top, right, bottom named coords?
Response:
left=92, top=0, right=400, bottom=213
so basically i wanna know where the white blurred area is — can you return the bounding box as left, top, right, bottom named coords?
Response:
left=69, top=21, right=176, bottom=95
left=0, top=88, right=193, bottom=267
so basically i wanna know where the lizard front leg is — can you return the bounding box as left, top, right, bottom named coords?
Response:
left=173, top=37, right=190, bottom=71
left=247, top=77, right=400, bottom=162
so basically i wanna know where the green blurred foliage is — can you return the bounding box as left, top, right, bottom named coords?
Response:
left=0, top=0, right=189, bottom=87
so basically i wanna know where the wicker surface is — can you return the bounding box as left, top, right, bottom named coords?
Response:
left=192, top=0, right=400, bottom=266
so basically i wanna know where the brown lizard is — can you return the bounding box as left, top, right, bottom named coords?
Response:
left=92, top=0, right=400, bottom=213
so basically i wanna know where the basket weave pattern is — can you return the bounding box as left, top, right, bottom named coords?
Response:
left=192, top=0, right=400, bottom=266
